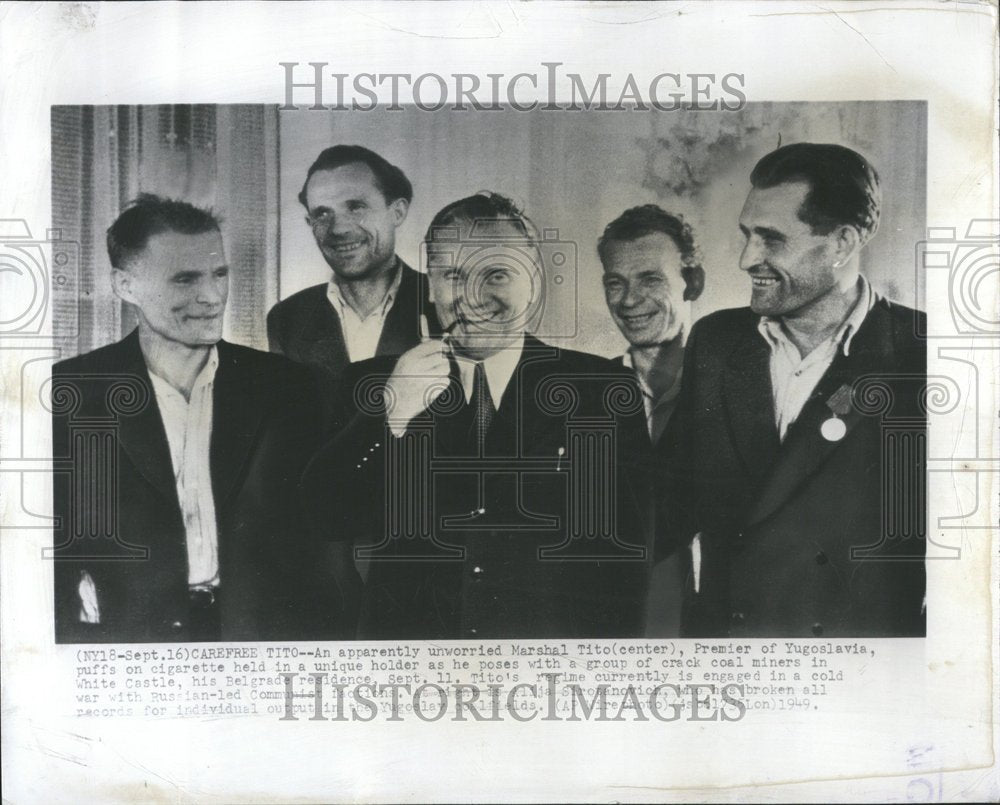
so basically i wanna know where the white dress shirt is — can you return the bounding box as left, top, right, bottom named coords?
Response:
left=326, top=259, right=403, bottom=363
left=388, top=337, right=524, bottom=438
left=757, top=276, right=874, bottom=441
left=147, top=348, right=220, bottom=588
left=453, top=337, right=524, bottom=408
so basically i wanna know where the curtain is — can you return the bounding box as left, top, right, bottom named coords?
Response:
left=50, top=105, right=279, bottom=358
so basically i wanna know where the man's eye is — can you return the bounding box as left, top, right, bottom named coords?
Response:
left=173, top=276, right=193, bottom=285
left=642, top=276, right=665, bottom=286
left=485, top=269, right=511, bottom=284
left=443, top=269, right=461, bottom=281
left=215, top=268, right=229, bottom=278
left=348, top=202, right=367, bottom=212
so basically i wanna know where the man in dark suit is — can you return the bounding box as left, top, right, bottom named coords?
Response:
left=52, top=195, right=343, bottom=642
left=267, top=145, right=438, bottom=378
left=302, top=193, right=651, bottom=640
left=598, top=205, right=706, bottom=638
left=661, top=143, right=926, bottom=639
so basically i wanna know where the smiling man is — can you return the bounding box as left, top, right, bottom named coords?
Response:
left=302, top=192, right=651, bottom=639
left=52, top=195, right=343, bottom=642
left=267, top=145, right=438, bottom=379
left=598, top=205, right=705, bottom=638
left=599, top=205, right=705, bottom=445
left=660, top=143, right=927, bottom=639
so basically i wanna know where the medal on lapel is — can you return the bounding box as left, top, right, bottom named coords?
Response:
left=821, top=384, right=853, bottom=442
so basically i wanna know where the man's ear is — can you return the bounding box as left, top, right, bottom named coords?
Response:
left=111, top=267, right=138, bottom=305
left=682, top=265, right=705, bottom=302
left=831, top=225, right=861, bottom=267
left=389, top=197, right=409, bottom=228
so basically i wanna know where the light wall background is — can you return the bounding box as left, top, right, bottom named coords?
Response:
left=53, top=102, right=925, bottom=358
left=279, top=101, right=926, bottom=357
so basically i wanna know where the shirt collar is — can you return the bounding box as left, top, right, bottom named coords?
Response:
left=757, top=275, right=874, bottom=358
left=326, top=257, right=403, bottom=321
left=454, top=335, right=525, bottom=409
left=622, top=350, right=655, bottom=402
left=621, top=350, right=647, bottom=396
left=622, top=333, right=686, bottom=402
left=147, top=345, right=219, bottom=399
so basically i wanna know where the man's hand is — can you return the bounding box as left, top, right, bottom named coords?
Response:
left=384, top=339, right=452, bottom=435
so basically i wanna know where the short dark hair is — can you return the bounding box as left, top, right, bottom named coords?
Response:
left=425, top=191, right=538, bottom=244
left=106, top=194, right=221, bottom=270
left=597, top=204, right=705, bottom=301
left=749, top=142, right=881, bottom=243
left=298, top=145, right=413, bottom=208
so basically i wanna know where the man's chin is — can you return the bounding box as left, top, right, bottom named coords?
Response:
left=183, top=329, right=223, bottom=347
left=619, top=324, right=664, bottom=348
left=327, top=260, right=370, bottom=278
left=324, top=250, right=390, bottom=279
left=452, top=331, right=521, bottom=358
left=625, top=336, right=664, bottom=349
left=749, top=294, right=781, bottom=316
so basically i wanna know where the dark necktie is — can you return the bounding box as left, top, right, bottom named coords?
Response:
left=470, top=361, right=496, bottom=451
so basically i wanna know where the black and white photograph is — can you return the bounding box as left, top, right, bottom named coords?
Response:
left=49, top=101, right=928, bottom=643
left=1, top=2, right=997, bottom=803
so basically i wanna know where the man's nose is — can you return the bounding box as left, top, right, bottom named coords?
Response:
left=198, top=277, right=226, bottom=306
left=621, top=284, right=643, bottom=308
left=466, top=275, right=500, bottom=310
left=319, top=213, right=352, bottom=235
left=330, top=216, right=355, bottom=235
left=739, top=239, right=760, bottom=272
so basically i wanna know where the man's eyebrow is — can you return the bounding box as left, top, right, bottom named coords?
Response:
left=742, top=224, right=786, bottom=241
left=170, top=269, right=206, bottom=280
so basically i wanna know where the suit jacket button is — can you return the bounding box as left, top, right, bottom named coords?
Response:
left=812, top=623, right=823, bottom=636
left=730, top=611, right=745, bottom=623
left=171, top=620, right=184, bottom=632
left=468, top=627, right=477, bottom=635
left=472, top=565, right=483, bottom=577
left=815, top=551, right=828, bottom=565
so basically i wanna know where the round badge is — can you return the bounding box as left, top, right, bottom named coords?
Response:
left=821, top=416, right=847, bottom=442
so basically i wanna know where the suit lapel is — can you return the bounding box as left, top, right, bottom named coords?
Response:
left=297, top=287, right=350, bottom=372
left=743, top=301, right=893, bottom=528
left=112, top=332, right=179, bottom=506
left=503, top=336, right=576, bottom=451
left=377, top=261, right=432, bottom=357
left=720, top=335, right=782, bottom=480
left=210, top=341, right=270, bottom=510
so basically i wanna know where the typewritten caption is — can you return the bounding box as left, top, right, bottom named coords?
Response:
left=69, top=640, right=876, bottom=722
